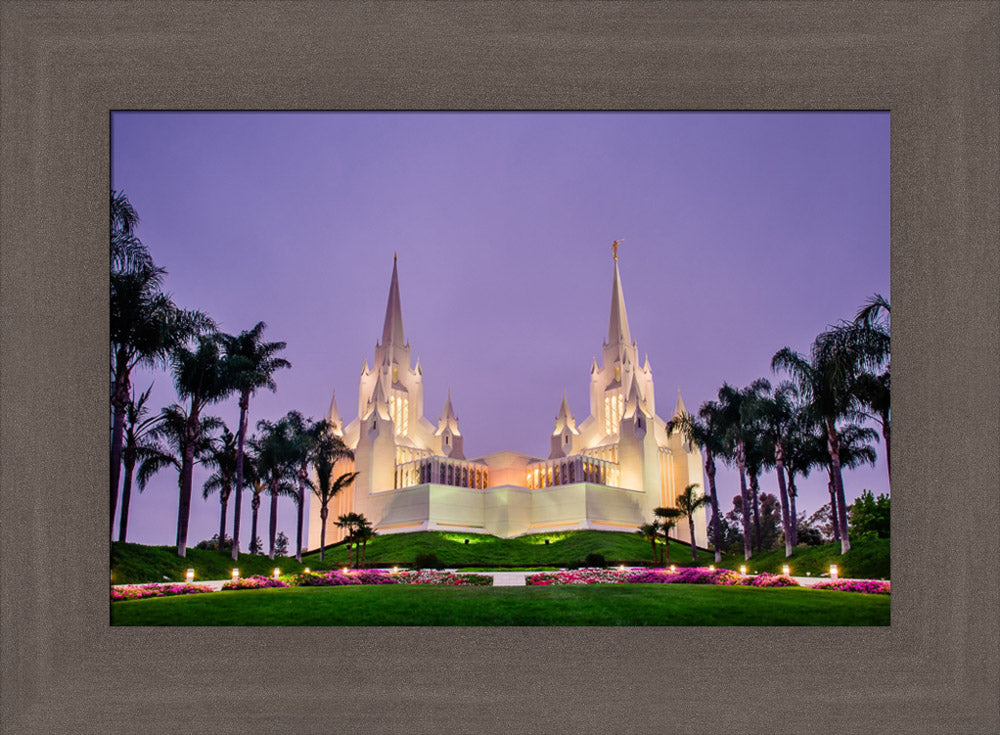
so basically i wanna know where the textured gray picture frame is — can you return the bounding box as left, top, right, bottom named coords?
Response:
left=1, top=1, right=998, bottom=733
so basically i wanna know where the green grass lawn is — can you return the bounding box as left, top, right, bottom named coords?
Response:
left=112, top=532, right=889, bottom=584
left=300, top=530, right=715, bottom=569
left=713, top=538, right=890, bottom=580
left=111, top=542, right=309, bottom=584
left=110, top=584, right=889, bottom=626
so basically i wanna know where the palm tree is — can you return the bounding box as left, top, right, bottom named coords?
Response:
left=117, top=385, right=163, bottom=543
left=335, top=512, right=368, bottom=568
left=638, top=522, right=662, bottom=565
left=773, top=324, right=878, bottom=553
left=110, top=262, right=211, bottom=537
left=310, top=421, right=356, bottom=561
left=667, top=400, right=727, bottom=563
left=220, top=323, right=290, bottom=561
left=751, top=382, right=798, bottom=557
left=675, top=484, right=708, bottom=563
left=243, top=443, right=270, bottom=555
left=202, top=425, right=240, bottom=552
left=110, top=189, right=152, bottom=274
left=717, top=379, right=770, bottom=560
left=170, top=334, right=234, bottom=557
left=653, top=507, right=681, bottom=566
left=136, top=405, right=221, bottom=537
left=854, top=294, right=891, bottom=485
left=781, top=407, right=826, bottom=547
left=283, top=411, right=323, bottom=564
left=252, top=417, right=298, bottom=560
left=355, top=517, right=376, bottom=568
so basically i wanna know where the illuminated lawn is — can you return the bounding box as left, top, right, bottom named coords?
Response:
left=111, top=583, right=890, bottom=626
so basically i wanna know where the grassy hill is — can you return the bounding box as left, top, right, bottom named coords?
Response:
left=112, top=532, right=889, bottom=583
left=111, top=542, right=309, bottom=585
left=301, top=530, right=715, bottom=569
left=714, top=537, right=890, bottom=579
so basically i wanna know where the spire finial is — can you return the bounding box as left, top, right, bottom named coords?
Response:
left=394, top=250, right=397, bottom=263
left=612, top=238, right=624, bottom=261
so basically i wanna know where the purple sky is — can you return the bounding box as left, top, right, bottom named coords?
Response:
left=111, top=111, right=889, bottom=549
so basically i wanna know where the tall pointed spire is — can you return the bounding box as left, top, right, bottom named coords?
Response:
left=380, top=254, right=406, bottom=348
left=673, top=386, right=687, bottom=418
left=607, top=248, right=632, bottom=347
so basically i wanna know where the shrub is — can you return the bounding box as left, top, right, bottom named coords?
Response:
left=111, top=582, right=214, bottom=602
left=742, top=573, right=799, bottom=588
left=414, top=552, right=444, bottom=570
left=811, top=579, right=890, bottom=594
left=222, top=575, right=289, bottom=590
left=583, top=553, right=607, bottom=568
left=195, top=534, right=233, bottom=551
left=397, top=570, right=492, bottom=586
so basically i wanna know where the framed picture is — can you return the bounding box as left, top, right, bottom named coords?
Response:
left=2, top=2, right=997, bottom=733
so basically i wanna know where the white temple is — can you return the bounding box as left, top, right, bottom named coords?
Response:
left=307, top=248, right=706, bottom=548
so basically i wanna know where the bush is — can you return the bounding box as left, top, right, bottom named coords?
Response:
left=195, top=534, right=233, bottom=551
left=742, top=573, right=798, bottom=588
left=111, top=582, right=214, bottom=602
left=414, top=552, right=444, bottom=570
left=222, top=575, right=289, bottom=590
left=583, top=552, right=607, bottom=568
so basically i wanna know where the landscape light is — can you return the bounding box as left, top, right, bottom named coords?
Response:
left=782, top=565, right=791, bottom=577
left=273, top=568, right=281, bottom=579
left=392, top=566, right=399, bottom=574
left=619, top=564, right=625, bottom=571
left=739, top=565, right=747, bottom=576
left=709, top=565, right=715, bottom=572
left=231, top=569, right=239, bottom=581
left=342, top=567, right=349, bottom=574
left=304, top=568, right=310, bottom=574
left=830, top=564, right=839, bottom=580
left=670, top=565, right=676, bottom=573
left=185, top=568, right=194, bottom=583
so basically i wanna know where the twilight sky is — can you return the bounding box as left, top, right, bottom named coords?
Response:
left=111, top=111, right=889, bottom=550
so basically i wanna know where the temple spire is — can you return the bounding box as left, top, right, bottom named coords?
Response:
left=673, top=386, right=687, bottom=418
left=380, top=255, right=406, bottom=348
left=608, top=248, right=632, bottom=346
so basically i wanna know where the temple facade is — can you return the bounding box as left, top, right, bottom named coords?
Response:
left=307, top=250, right=707, bottom=549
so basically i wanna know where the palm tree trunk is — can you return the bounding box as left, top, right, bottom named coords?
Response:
left=176, top=450, right=195, bottom=558
left=787, top=473, right=799, bottom=546
left=362, top=540, right=367, bottom=568
left=650, top=538, right=657, bottom=564
left=250, top=493, right=260, bottom=554
left=319, top=506, right=328, bottom=562
left=231, top=393, right=249, bottom=561
left=688, top=515, right=697, bottom=563
left=738, top=451, right=752, bottom=561
left=749, top=471, right=761, bottom=552
left=268, top=479, right=279, bottom=560
left=705, top=452, right=722, bottom=563
left=775, top=457, right=792, bottom=558
left=827, top=476, right=840, bottom=543
left=110, top=367, right=130, bottom=536
left=218, top=490, right=229, bottom=553
left=118, top=456, right=135, bottom=543
left=295, top=470, right=306, bottom=564
left=826, top=421, right=851, bottom=554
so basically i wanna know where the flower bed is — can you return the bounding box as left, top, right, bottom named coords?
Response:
left=625, top=567, right=744, bottom=586
left=741, top=573, right=798, bottom=588
left=528, top=568, right=631, bottom=585
left=397, top=570, right=492, bottom=586
left=810, top=579, right=890, bottom=594
left=111, top=582, right=214, bottom=602
left=222, top=575, right=290, bottom=590
left=292, top=569, right=492, bottom=586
